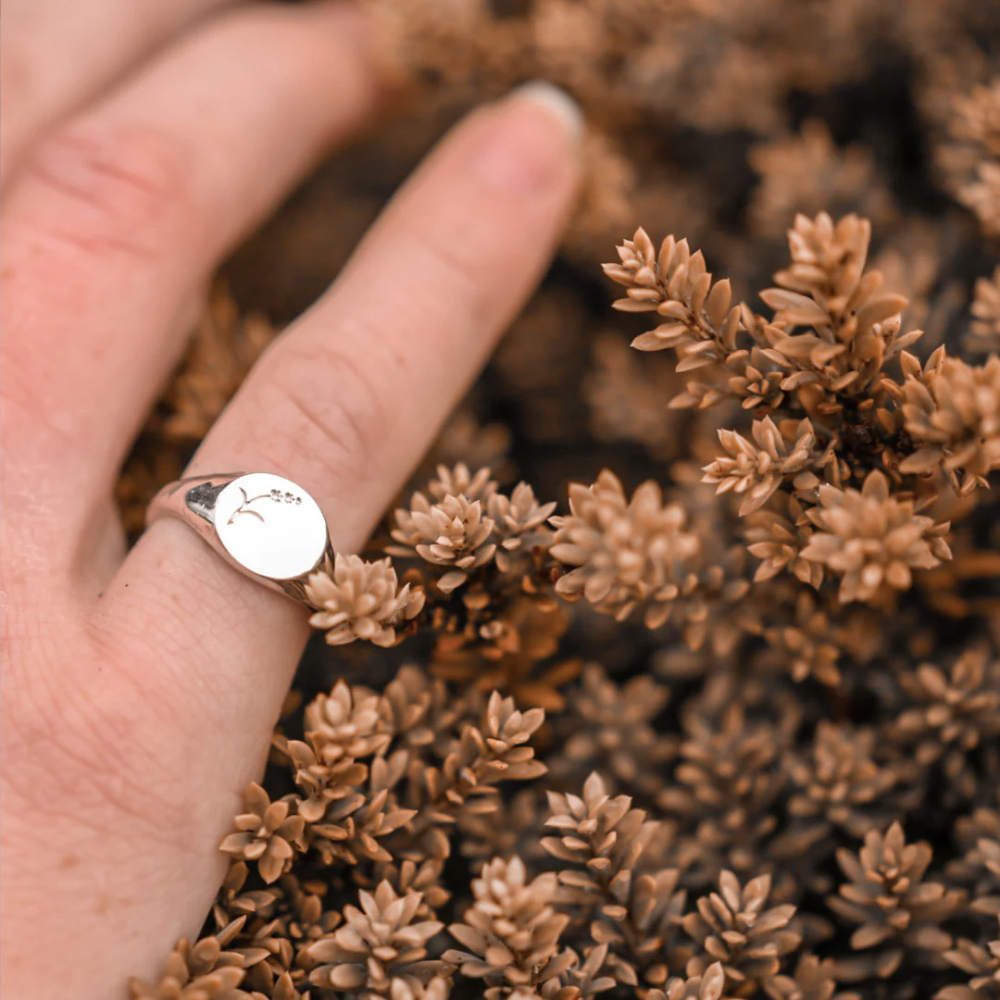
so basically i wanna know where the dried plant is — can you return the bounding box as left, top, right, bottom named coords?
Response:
left=748, top=120, right=893, bottom=238
left=784, top=721, right=900, bottom=841
left=584, top=332, right=686, bottom=460
left=125, top=7, right=1000, bottom=998
left=828, top=822, right=965, bottom=980
left=702, top=416, right=822, bottom=517
left=760, top=589, right=841, bottom=685
left=940, top=921, right=1000, bottom=1000
left=683, top=871, right=800, bottom=996
left=940, top=78, right=1000, bottom=236
left=970, top=268, right=1000, bottom=354
left=658, top=702, right=789, bottom=881
left=684, top=871, right=801, bottom=996
left=549, top=470, right=733, bottom=638
left=799, top=471, right=952, bottom=605
left=390, top=489, right=499, bottom=594
left=949, top=808, right=1000, bottom=917
left=129, top=917, right=268, bottom=999
left=761, top=954, right=852, bottom=1000
left=892, top=651, right=1000, bottom=763
left=548, top=663, right=676, bottom=799
left=219, top=784, right=307, bottom=885
left=305, top=554, right=425, bottom=647
left=305, top=882, right=446, bottom=996
left=543, top=771, right=685, bottom=989
left=443, top=855, right=573, bottom=999
left=649, top=962, right=730, bottom=1000
left=900, top=354, right=1000, bottom=496
left=163, top=283, right=275, bottom=442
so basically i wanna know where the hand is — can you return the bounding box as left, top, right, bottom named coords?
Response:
left=0, top=2, right=581, bottom=994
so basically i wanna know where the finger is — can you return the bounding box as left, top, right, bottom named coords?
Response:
left=112, top=84, right=580, bottom=692
left=1, top=0, right=237, bottom=185
left=75, top=86, right=580, bottom=986
left=120, top=84, right=582, bottom=621
left=1, top=1, right=382, bottom=551
left=196, top=86, right=584, bottom=534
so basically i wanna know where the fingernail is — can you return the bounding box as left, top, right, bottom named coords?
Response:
left=509, top=81, right=585, bottom=143
left=472, top=81, right=583, bottom=194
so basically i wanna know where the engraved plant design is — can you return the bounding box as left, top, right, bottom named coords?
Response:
left=227, top=486, right=303, bottom=525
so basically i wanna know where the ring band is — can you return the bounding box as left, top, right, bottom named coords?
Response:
left=147, top=472, right=332, bottom=603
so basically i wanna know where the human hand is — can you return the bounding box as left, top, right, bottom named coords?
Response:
left=0, top=2, right=581, bottom=994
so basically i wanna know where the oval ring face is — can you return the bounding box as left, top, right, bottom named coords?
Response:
left=214, top=473, right=328, bottom=581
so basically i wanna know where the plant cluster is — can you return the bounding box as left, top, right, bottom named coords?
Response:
left=118, top=3, right=1000, bottom=998
left=130, top=207, right=1000, bottom=998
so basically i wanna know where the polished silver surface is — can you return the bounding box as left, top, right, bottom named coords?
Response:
left=147, top=472, right=331, bottom=602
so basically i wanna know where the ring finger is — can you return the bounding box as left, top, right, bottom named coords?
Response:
left=86, top=84, right=581, bottom=983
left=110, top=84, right=583, bottom=673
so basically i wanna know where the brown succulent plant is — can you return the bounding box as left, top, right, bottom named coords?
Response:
left=123, top=10, right=1000, bottom=996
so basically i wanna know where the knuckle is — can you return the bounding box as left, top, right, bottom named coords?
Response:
left=255, top=336, right=390, bottom=493
left=19, top=123, right=191, bottom=260
left=419, top=230, right=490, bottom=317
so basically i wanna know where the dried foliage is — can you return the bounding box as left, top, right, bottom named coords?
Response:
left=305, top=881, right=446, bottom=995
left=122, top=4, right=1000, bottom=998
left=443, top=855, right=573, bottom=998
left=683, top=871, right=800, bottom=994
left=940, top=79, right=1000, bottom=237
left=220, top=784, right=307, bottom=885
left=971, top=268, right=1000, bottom=354
left=305, top=555, right=425, bottom=648
left=828, top=822, right=965, bottom=981
left=747, top=120, right=893, bottom=240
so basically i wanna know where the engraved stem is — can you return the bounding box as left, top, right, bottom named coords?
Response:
left=228, top=488, right=273, bottom=525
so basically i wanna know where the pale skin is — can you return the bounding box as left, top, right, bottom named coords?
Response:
left=0, top=2, right=581, bottom=995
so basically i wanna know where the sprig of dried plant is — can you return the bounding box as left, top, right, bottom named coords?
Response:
left=828, top=822, right=965, bottom=981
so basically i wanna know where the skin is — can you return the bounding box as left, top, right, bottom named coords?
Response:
left=0, top=2, right=581, bottom=996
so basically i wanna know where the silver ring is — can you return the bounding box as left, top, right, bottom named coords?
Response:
left=146, top=472, right=332, bottom=603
